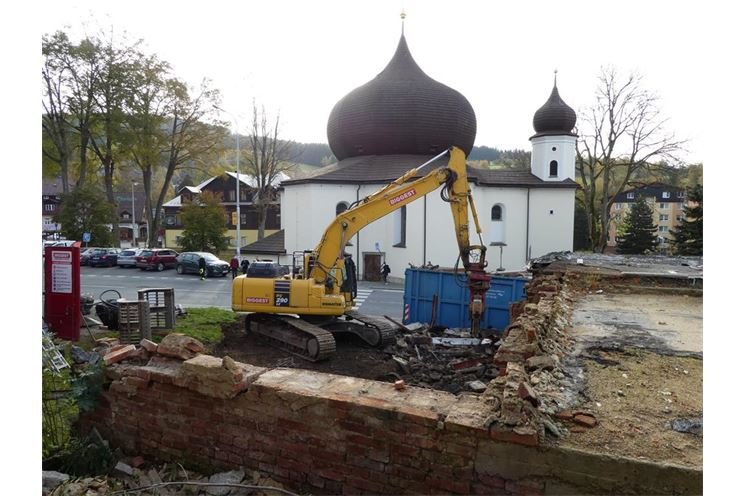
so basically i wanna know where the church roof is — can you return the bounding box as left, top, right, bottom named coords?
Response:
left=241, top=229, right=286, bottom=254
left=326, top=33, right=477, bottom=161
left=531, top=79, right=577, bottom=138
left=281, top=154, right=578, bottom=188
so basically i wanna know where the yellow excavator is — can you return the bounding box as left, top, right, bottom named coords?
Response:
left=231, top=146, right=490, bottom=361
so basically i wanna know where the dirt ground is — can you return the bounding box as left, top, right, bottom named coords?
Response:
left=557, top=346, right=703, bottom=468
left=560, top=289, right=703, bottom=468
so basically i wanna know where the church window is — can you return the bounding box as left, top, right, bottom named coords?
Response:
left=393, top=206, right=406, bottom=247
left=489, top=204, right=505, bottom=245
left=549, top=160, right=558, bottom=177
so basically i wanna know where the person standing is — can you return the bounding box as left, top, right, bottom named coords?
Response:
left=381, top=262, right=391, bottom=284
left=230, top=255, right=239, bottom=278
left=241, top=258, right=249, bottom=275
left=198, top=256, right=206, bottom=281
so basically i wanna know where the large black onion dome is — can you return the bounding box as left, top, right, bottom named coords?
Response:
left=327, top=34, right=477, bottom=161
left=532, top=83, right=576, bottom=137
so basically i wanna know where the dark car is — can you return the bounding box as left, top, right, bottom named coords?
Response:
left=88, top=248, right=121, bottom=267
left=176, top=252, right=230, bottom=277
left=80, top=247, right=103, bottom=266
left=135, top=248, right=179, bottom=271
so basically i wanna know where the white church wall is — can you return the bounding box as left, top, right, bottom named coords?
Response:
left=527, top=188, right=575, bottom=260
left=472, top=187, right=530, bottom=272
left=282, top=180, right=575, bottom=281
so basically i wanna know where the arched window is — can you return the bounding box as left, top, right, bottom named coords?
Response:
left=490, top=204, right=505, bottom=245
left=549, top=160, right=558, bottom=177
left=336, top=201, right=349, bottom=216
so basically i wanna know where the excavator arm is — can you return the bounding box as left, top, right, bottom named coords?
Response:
left=308, top=146, right=490, bottom=335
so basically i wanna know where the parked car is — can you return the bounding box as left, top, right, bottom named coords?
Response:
left=117, top=248, right=142, bottom=268
left=176, top=252, right=230, bottom=277
left=88, top=248, right=121, bottom=267
left=80, top=247, right=103, bottom=266
left=136, top=248, right=179, bottom=271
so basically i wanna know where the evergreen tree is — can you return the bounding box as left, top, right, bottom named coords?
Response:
left=179, top=192, right=229, bottom=253
left=670, top=184, right=703, bottom=255
left=616, top=195, right=659, bottom=254
left=54, top=186, right=116, bottom=246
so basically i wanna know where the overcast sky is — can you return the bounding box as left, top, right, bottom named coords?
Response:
left=37, top=0, right=721, bottom=164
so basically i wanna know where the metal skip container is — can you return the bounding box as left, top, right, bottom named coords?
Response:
left=403, top=268, right=527, bottom=331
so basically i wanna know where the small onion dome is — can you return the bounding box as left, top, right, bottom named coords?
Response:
left=327, top=34, right=477, bottom=161
left=532, top=83, right=577, bottom=137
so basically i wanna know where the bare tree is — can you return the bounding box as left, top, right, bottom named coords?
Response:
left=575, top=67, right=685, bottom=252
left=243, top=101, right=298, bottom=239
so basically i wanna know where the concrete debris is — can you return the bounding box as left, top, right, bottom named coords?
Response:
left=467, top=380, right=487, bottom=393
left=70, top=345, right=100, bottom=365
left=206, top=469, right=245, bottom=496
left=114, top=461, right=134, bottom=476
left=431, top=337, right=481, bottom=346
left=42, top=471, right=69, bottom=492
left=404, top=322, right=425, bottom=332
left=669, top=417, right=703, bottom=436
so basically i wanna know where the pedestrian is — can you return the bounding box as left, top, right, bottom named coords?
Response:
left=198, top=256, right=206, bottom=280
left=241, top=258, right=249, bottom=275
left=230, top=255, right=239, bottom=279
left=381, top=262, right=391, bottom=284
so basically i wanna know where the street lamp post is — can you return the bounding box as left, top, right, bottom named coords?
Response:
left=131, top=181, right=137, bottom=248
left=214, top=105, right=241, bottom=259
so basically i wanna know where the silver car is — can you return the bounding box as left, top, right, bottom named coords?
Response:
left=117, top=248, right=143, bottom=268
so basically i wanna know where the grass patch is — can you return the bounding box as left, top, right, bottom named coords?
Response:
left=173, top=307, right=239, bottom=346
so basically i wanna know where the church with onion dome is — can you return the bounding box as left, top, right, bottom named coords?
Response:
left=249, top=25, right=578, bottom=281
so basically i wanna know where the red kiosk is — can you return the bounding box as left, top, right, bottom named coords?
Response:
left=44, top=242, right=81, bottom=341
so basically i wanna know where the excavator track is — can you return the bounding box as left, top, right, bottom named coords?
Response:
left=341, top=310, right=398, bottom=347
left=246, top=313, right=336, bottom=362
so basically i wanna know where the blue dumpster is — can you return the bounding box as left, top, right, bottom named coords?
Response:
left=403, top=268, right=527, bottom=330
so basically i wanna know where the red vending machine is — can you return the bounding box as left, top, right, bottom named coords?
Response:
left=44, top=242, right=81, bottom=341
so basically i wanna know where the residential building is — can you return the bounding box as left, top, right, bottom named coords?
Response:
left=161, top=172, right=288, bottom=250
left=607, top=182, right=688, bottom=251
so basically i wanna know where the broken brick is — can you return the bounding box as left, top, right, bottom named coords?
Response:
left=573, top=413, right=598, bottom=428
left=394, top=380, right=406, bottom=390
left=140, top=339, right=158, bottom=353
left=103, top=345, right=137, bottom=365
left=518, top=382, right=540, bottom=407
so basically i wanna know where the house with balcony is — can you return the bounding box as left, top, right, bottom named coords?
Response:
left=607, top=182, right=688, bottom=251
left=161, top=171, right=287, bottom=251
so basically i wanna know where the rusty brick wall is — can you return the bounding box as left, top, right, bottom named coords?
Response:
left=79, top=353, right=702, bottom=495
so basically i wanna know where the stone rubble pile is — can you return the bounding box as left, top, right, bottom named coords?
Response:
left=480, top=273, right=580, bottom=445
left=45, top=463, right=287, bottom=496
left=381, top=325, right=502, bottom=395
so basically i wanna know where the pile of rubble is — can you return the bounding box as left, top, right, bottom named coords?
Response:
left=44, top=463, right=289, bottom=496
left=480, top=273, right=582, bottom=445
left=381, top=323, right=501, bottom=395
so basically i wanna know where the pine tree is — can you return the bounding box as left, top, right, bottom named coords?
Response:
left=616, top=195, right=659, bottom=254
left=670, top=184, right=703, bottom=255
